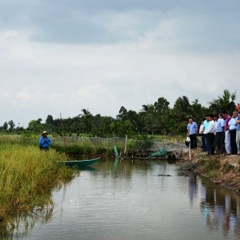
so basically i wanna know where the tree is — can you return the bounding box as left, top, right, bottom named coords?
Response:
left=45, top=115, right=54, bottom=125
left=28, top=120, right=43, bottom=131
left=153, top=97, right=170, bottom=134
left=190, top=99, right=208, bottom=124
left=2, top=122, right=8, bottom=131
left=110, top=120, right=123, bottom=136
left=91, top=116, right=114, bottom=137
left=8, top=120, right=15, bottom=131
left=80, top=108, right=93, bottom=133
left=117, top=106, right=128, bottom=121
left=171, top=96, right=192, bottom=134
left=139, top=104, right=158, bottom=134
left=208, top=89, right=236, bottom=114
left=173, top=96, right=191, bottom=119
left=36, top=118, right=42, bottom=124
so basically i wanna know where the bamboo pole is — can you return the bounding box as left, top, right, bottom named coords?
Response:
left=60, top=113, right=67, bottom=153
left=124, top=135, right=128, bottom=156
left=189, top=143, right=191, bottom=161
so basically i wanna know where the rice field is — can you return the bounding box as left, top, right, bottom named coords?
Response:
left=0, top=143, right=75, bottom=219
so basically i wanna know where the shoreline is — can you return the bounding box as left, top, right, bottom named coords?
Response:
left=180, top=149, right=240, bottom=193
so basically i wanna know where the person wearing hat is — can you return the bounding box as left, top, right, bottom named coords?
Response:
left=39, top=131, right=52, bottom=150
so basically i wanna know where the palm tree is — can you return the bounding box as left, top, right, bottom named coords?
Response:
left=139, top=104, right=158, bottom=134
left=80, top=108, right=93, bottom=133
left=209, top=89, right=236, bottom=114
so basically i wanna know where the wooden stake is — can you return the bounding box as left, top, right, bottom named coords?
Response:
left=60, top=113, right=67, bottom=153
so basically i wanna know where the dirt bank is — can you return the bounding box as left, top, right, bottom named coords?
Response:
left=180, top=150, right=240, bottom=193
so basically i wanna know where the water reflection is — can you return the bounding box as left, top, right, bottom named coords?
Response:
left=72, top=165, right=97, bottom=171
left=188, top=173, right=198, bottom=204
left=0, top=174, right=76, bottom=240
left=2, top=159, right=240, bottom=240
left=113, top=157, right=119, bottom=174
left=94, top=158, right=154, bottom=179
left=200, top=179, right=240, bottom=238
left=0, top=206, right=54, bottom=240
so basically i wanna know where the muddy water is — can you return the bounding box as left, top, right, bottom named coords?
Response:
left=7, top=159, right=240, bottom=239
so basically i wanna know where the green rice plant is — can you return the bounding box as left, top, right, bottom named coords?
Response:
left=0, top=134, right=38, bottom=147
left=0, top=135, right=22, bottom=145
left=0, top=144, right=75, bottom=218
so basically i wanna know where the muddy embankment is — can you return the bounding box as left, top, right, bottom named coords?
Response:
left=179, top=149, right=240, bottom=193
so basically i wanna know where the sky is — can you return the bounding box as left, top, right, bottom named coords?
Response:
left=1, top=0, right=240, bottom=127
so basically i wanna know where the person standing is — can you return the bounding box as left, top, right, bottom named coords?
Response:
left=39, top=131, right=52, bottom=151
left=187, top=117, right=198, bottom=149
left=203, top=114, right=215, bottom=155
left=228, top=111, right=238, bottom=155
left=223, top=111, right=231, bottom=155
left=236, top=105, right=240, bottom=155
left=201, top=115, right=210, bottom=153
left=199, top=119, right=207, bottom=151
left=214, top=114, right=225, bottom=154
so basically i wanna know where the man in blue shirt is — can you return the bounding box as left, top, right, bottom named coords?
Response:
left=39, top=131, right=52, bottom=151
left=187, top=117, right=198, bottom=149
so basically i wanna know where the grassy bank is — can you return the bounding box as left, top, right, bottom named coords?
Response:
left=0, top=134, right=125, bottom=156
left=0, top=144, right=75, bottom=219
left=180, top=150, right=240, bottom=193
left=0, top=133, right=185, bottom=157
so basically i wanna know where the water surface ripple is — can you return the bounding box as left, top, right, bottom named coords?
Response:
left=21, top=159, right=240, bottom=240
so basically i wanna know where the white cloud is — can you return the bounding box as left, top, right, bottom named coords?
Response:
left=0, top=1, right=240, bottom=127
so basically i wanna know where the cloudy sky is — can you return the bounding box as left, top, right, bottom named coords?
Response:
left=1, top=0, right=240, bottom=127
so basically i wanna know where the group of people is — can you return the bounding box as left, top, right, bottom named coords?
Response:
left=186, top=105, right=240, bottom=155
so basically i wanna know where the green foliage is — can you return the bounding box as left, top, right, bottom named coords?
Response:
left=131, top=134, right=154, bottom=153
left=7, top=120, right=15, bottom=131
left=208, top=89, right=236, bottom=114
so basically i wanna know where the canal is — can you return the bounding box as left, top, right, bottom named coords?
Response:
left=7, top=159, right=240, bottom=239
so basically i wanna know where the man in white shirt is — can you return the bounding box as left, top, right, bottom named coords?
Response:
left=214, top=114, right=225, bottom=154
left=203, top=114, right=216, bottom=155
left=199, top=119, right=207, bottom=151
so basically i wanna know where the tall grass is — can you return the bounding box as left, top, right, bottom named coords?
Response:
left=52, top=136, right=124, bottom=155
left=0, top=144, right=75, bottom=218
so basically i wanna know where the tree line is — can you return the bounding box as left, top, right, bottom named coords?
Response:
left=0, top=89, right=237, bottom=137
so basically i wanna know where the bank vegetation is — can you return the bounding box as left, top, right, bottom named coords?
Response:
left=0, top=144, right=76, bottom=220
